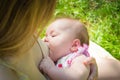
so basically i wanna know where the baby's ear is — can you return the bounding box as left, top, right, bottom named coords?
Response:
left=70, top=39, right=81, bottom=52
left=72, top=39, right=81, bottom=47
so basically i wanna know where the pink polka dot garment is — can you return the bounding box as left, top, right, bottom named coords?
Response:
left=56, top=44, right=90, bottom=68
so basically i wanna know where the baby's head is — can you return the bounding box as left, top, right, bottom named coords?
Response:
left=60, top=18, right=89, bottom=45
left=44, top=18, right=89, bottom=62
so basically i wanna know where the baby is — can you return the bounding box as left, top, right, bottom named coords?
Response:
left=40, top=18, right=91, bottom=80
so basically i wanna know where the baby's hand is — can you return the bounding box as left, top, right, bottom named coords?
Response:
left=40, top=56, right=55, bottom=73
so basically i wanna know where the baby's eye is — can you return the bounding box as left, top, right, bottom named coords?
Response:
left=51, top=35, right=56, bottom=37
left=51, top=32, right=58, bottom=37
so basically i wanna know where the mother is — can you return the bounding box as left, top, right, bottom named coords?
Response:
left=0, top=0, right=97, bottom=80
left=0, top=0, right=56, bottom=80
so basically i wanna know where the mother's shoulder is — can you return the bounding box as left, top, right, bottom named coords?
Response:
left=0, top=64, right=18, bottom=80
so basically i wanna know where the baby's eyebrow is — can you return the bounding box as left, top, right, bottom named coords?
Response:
left=50, top=30, right=54, bottom=34
left=45, top=30, right=54, bottom=36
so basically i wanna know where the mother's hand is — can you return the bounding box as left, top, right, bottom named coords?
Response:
left=84, top=57, right=98, bottom=80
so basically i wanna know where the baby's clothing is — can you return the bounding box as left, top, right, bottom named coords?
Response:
left=56, top=44, right=90, bottom=68
left=45, top=44, right=90, bottom=80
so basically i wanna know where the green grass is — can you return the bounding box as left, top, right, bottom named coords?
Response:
left=54, top=0, right=120, bottom=60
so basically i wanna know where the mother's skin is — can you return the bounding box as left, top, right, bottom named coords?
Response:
left=0, top=39, right=49, bottom=80
left=89, top=41, right=120, bottom=80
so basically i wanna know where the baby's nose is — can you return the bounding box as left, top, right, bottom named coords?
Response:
left=44, top=37, right=49, bottom=42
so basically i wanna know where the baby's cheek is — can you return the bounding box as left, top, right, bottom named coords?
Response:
left=49, top=50, right=57, bottom=61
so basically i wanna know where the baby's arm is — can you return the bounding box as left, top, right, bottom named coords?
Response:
left=40, top=55, right=90, bottom=80
left=68, top=55, right=90, bottom=80
left=40, top=56, right=71, bottom=80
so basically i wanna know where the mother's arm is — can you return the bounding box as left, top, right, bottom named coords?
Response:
left=96, top=58, right=120, bottom=80
left=89, top=41, right=120, bottom=80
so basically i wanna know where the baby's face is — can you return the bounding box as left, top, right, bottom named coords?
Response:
left=44, top=20, right=75, bottom=62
